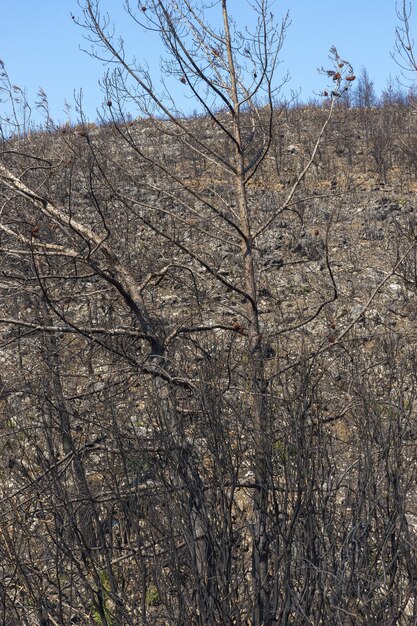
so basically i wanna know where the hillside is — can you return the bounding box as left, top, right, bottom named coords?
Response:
left=1, top=102, right=417, bottom=625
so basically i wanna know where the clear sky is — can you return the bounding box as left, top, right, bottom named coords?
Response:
left=0, top=1, right=410, bottom=126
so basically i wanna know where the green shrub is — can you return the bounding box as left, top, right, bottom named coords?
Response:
left=146, top=583, right=160, bottom=607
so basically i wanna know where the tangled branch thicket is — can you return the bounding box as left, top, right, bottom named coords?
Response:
left=2, top=1, right=417, bottom=624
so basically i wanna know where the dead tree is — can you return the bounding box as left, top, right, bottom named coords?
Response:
left=0, top=4, right=368, bottom=624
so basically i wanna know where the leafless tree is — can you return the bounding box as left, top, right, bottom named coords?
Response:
left=353, top=67, right=377, bottom=108
left=394, top=0, right=417, bottom=78
left=6, top=2, right=417, bottom=625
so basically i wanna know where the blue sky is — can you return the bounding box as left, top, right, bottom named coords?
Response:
left=0, top=1, right=410, bottom=125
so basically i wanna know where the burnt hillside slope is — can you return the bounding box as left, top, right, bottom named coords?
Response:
left=1, top=103, right=417, bottom=624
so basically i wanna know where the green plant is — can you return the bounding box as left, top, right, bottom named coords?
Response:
left=92, top=571, right=113, bottom=626
left=146, top=583, right=160, bottom=608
